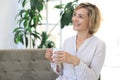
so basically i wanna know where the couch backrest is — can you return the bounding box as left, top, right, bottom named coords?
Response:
left=0, top=49, right=58, bottom=80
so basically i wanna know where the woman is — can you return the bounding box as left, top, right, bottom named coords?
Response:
left=45, top=2, right=106, bottom=80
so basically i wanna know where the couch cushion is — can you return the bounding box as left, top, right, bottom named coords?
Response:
left=0, top=49, right=58, bottom=80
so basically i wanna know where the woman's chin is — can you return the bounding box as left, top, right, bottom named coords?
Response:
left=73, top=27, right=79, bottom=31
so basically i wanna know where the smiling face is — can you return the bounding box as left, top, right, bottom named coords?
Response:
left=72, top=8, right=90, bottom=33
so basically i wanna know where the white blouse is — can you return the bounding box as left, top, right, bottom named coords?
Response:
left=51, top=35, right=106, bottom=80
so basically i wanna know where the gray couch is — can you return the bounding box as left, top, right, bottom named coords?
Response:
left=0, top=49, right=58, bottom=80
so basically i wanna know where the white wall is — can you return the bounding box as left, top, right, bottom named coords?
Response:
left=0, top=0, right=18, bottom=49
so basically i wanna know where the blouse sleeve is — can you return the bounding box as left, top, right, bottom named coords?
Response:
left=74, top=41, right=106, bottom=80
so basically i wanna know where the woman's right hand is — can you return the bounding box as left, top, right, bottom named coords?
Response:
left=45, top=48, right=53, bottom=62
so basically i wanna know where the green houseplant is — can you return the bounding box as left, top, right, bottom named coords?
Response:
left=13, top=0, right=78, bottom=48
left=13, top=0, right=55, bottom=48
left=55, top=0, right=79, bottom=28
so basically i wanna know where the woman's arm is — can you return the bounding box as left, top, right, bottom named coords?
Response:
left=74, top=42, right=106, bottom=80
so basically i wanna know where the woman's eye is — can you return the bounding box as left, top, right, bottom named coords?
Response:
left=79, top=15, right=84, bottom=18
left=73, top=13, right=84, bottom=19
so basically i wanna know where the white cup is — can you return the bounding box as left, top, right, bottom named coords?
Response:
left=52, top=48, right=63, bottom=62
left=52, top=48, right=64, bottom=76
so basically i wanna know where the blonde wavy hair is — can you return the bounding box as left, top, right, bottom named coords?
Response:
left=75, top=2, right=101, bottom=34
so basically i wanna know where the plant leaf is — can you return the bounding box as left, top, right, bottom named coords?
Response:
left=54, top=4, right=64, bottom=9
left=22, top=0, right=27, bottom=7
left=31, top=32, right=40, bottom=39
left=37, top=0, right=44, bottom=12
left=45, top=41, right=55, bottom=48
left=13, top=27, right=24, bottom=33
left=25, top=36, right=28, bottom=48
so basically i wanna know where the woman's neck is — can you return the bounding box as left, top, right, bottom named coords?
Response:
left=76, top=32, right=92, bottom=52
left=76, top=32, right=92, bottom=41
